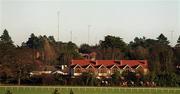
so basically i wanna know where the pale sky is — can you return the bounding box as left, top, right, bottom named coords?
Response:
left=0, top=0, right=180, bottom=46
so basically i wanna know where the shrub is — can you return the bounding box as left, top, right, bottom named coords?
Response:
left=5, top=90, right=12, bottom=94
left=52, top=89, right=60, bottom=94
left=70, top=89, right=74, bottom=94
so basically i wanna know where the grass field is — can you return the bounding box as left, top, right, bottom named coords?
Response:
left=0, top=86, right=180, bottom=94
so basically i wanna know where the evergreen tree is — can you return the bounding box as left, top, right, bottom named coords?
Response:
left=0, top=29, right=14, bottom=48
left=175, top=36, right=180, bottom=48
left=0, top=29, right=13, bottom=43
left=177, top=36, right=180, bottom=44
left=26, top=33, right=40, bottom=49
left=157, top=33, right=169, bottom=45
left=100, top=35, right=127, bottom=59
left=48, top=36, right=56, bottom=43
left=79, top=44, right=92, bottom=54
left=0, top=30, right=14, bottom=84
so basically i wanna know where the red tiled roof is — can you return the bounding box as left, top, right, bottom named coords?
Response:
left=81, top=64, right=94, bottom=68
left=71, top=60, right=91, bottom=66
left=107, top=64, right=119, bottom=69
left=96, top=60, right=116, bottom=66
left=120, top=60, right=148, bottom=68
left=71, top=60, right=148, bottom=69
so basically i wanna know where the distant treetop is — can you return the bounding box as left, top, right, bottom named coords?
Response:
left=0, top=29, right=13, bottom=44
left=157, top=33, right=169, bottom=45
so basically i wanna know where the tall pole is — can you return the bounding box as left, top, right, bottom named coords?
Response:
left=57, top=11, right=60, bottom=41
left=170, top=30, right=174, bottom=46
left=70, top=30, right=72, bottom=42
left=88, top=25, right=91, bottom=44
left=57, top=11, right=60, bottom=65
left=95, top=36, right=97, bottom=45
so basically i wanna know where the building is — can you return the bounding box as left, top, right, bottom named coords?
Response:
left=70, top=60, right=148, bottom=78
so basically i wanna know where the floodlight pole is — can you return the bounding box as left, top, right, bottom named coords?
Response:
left=70, top=30, right=72, bottom=42
left=170, top=30, right=174, bottom=46
left=57, top=11, right=60, bottom=41
left=88, top=25, right=91, bottom=44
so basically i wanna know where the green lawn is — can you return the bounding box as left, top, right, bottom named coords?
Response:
left=0, top=86, right=180, bottom=94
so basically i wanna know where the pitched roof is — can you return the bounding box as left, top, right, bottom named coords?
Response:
left=96, top=60, right=116, bottom=66
left=71, top=64, right=82, bottom=69
left=71, top=60, right=121, bottom=66
left=82, top=64, right=94, bottom=69
left=95, top=64, right=107, bottom=69
left=71, top=60, right=91, bottom=66
left=131, top=65, right=140, bottom=69
left=107, top=64, right=119, bottom=69
left=120, top=60, right=148, bottom=68
left=71, top=60, right=148, bottom=69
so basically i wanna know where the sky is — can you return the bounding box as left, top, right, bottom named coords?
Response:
left=0, top=0, right=180, bottom=46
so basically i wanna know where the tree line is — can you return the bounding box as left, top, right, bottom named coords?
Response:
left=0, top=29, right=180, bottom=87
